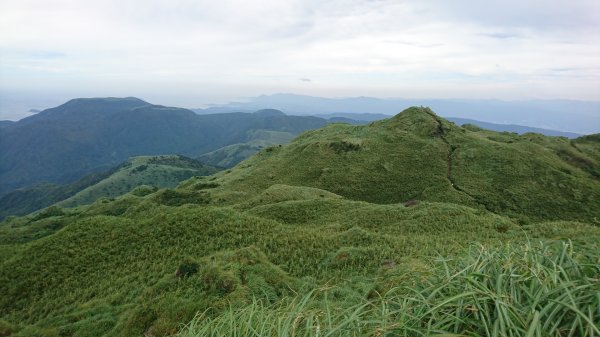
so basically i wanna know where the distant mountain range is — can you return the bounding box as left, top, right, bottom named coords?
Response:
left=446, top=118, right=581, bottom=138
left=195, top=93, right=600, bottom=134
left=0, top=96, right=589, bottom=218
left=0, top=98, right=344, bottom=198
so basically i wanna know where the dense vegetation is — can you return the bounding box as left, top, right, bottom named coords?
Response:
left=57, top=155, right=218, bottom=208
left=0, top=107, right=598, bottom=336
left=180, top=241, right=599, bottom=337
left=0, top=155, right=218, bottom=220
left=0, top=171, right=114, bottom=221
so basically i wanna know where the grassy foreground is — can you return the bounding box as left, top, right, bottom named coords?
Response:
left=180, top=241, right=599, bottom=337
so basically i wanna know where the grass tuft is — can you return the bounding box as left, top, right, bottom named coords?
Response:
left=178, top=241, right=600, bottom=337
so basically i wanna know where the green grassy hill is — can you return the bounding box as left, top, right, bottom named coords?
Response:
left=0, top=107, right=598, bottom=336
left=198, top=130, right=296, bottom=168
left=0, top=172, right=113, bottom=221
left=0, top=156, right=219, bottom=220
left=58, top=155, right=219, bottom=208
left=206, top=107, right=600, bottom=223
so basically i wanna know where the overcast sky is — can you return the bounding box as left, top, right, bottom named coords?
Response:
left=1, top=0, right=599, bottom=118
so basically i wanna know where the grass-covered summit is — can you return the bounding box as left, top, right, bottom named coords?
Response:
left=206, top=107, right=600, bottom=222
left=0, top=107, right=598, bottom=336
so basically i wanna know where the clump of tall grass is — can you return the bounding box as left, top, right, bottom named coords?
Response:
left=178, top=241, right=599, bottom=337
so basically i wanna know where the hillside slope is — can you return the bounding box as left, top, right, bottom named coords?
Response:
left=5, top=184, right=597, bottom=336
left=58, top=155, right=219, bottom=208
left=0, top=171, right=114, bottom=221
left=205, top=107, right=600, bottom=222
left=0, top=107, right=598, bottom=336
left=0, top=156, right=218, bottom=220
left=198, top=130, right=296, bottom=168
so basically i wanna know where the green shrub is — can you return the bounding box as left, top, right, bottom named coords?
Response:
left=153, top=189, right=209, bottom=206
left=32, top=206, right=65, bottom=221
left=328, top=140, right=361, bottom=154
left=175, top=261, right=199, bottom=279
left=0, top=319, right=17, bottom=336
left=131, top=164, right=148, bottom=173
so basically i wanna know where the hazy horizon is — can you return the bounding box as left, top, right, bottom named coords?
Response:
left=1, top=0, right=600, bottom=120
left=2, top=91, right=600, bottom=120
left=2, top=93, right=599, bottom=135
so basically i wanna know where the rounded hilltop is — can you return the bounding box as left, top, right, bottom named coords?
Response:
left=377, top=106, right=460, bottom=137
left=205, top=106, right=600, bottom=222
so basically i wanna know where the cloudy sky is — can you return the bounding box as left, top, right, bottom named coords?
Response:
left=1, top=0, right=599, bottom=118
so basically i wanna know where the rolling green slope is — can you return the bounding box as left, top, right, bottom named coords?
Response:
left=0, top=171, right=114, bottom=221
left=1, top=184, right=597, bottom=336
left=0, top=156, right=218, bottom=220
left=0, top=107, right=598, bottom=336
left=206, top=107, right=600, bottom=222
left=198, top=130, right=296, bottom=168
left=58, top=155, right=219, bottom=208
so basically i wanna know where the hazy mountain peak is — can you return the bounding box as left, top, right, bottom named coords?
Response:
left=33, top=97, right=151, bottom=119
left=63, top=96, right=149, bottom=107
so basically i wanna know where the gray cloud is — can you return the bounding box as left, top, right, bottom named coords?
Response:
left=480, top=33, right=521, bottom=40
left=0, top=0, right=598, bottom=119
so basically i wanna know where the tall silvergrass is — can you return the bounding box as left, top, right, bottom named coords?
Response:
left=178, top=241, right=599, bottom=337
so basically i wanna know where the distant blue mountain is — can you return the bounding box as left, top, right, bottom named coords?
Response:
left=446, top=118, right=581, bottom=138
left=198, top=93, right=600, bottom=134
left=0, top=98, right=331, bottom=196
left=0, top=120, right=15, bottom=129
left=314, top=112, right=391, bottom=122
